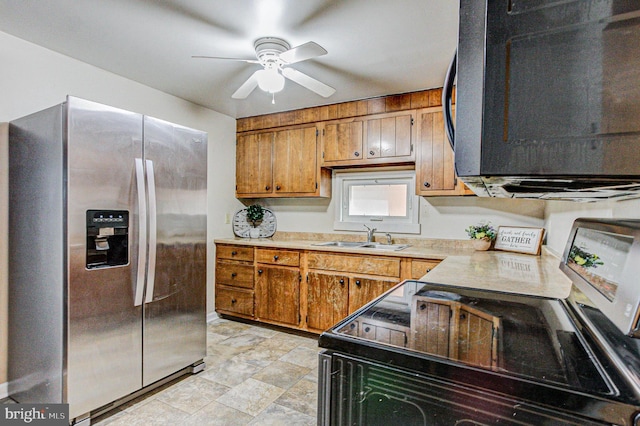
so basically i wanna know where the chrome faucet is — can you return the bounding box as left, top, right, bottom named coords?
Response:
left=385, top=233, right=393, bottom=245
left=364, top=225, right=376, bottom=243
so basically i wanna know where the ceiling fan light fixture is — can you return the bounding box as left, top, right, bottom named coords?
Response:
left=256, top=68, right=285, bottom=93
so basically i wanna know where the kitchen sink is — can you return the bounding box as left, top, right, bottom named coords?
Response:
left=359, top=243, right=411, bottom=251
left=312, top=241, right=367, bottom=248
left=312, top=241, right=411, bottom=251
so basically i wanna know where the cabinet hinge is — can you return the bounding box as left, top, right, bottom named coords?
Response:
left=410, top=143, right=414, bottom=153
left=411, top=117, right=414, bottom=126
left=315, top=182, right=318, bottom=189
left=322, top=129, right=325, bottom=136
left=306, top=274, right=309, bottom=282
left=322, top=151, right=325, bottom=158
left=316, top=129, right=319, bottom=137
left=299, top=274, right=302, bottom=282
left=306, top=315, right=308, bottom=323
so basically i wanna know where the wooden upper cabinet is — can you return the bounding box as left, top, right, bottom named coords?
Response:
left=415, top=106, right=473, bottom=196
left=236, top=125, right=330, bottom=198
left=321, top=111, right=415, bottom=167
left=322, top=119, right=363, bottom=162
left=236, top=132, right=273, bottom=196
left=273, top=126, right=317, bottom=194
left=365, top=113, right=413, bottom=160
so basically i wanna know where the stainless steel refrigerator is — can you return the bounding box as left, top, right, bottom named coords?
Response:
left=8, top=96, right=207, bottom=424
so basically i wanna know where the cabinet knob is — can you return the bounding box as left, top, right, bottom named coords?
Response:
left=273, top=255, right=279, bottom=261
left=231, top=298, right=236, bottom=304
left=423, top=182, right=431, bottom=188
left=276, top=185, right=281, bottom=190
left=265, top=185, right=270, bottom=191
left=258, top=269, right=263, bottom=274
left=350, top=323, right=356, bottom=330
left=355, top=280, right=361, bottom=286
left=231, top=251, right=237, bottom=256
left=354, top=151, right=360, bottom=157
left=426, top=268, right=431, bottom=273
left=231, top=272, right=237, bottom=278
left=369, top=150, right=375, bottom=156
left=339, top=279, right=345, bottom=285
left=460, top=313, right=467, bottom=320
left=419, top=303, right=426, bottom=311
left=364, top=327, right=371, bottom=333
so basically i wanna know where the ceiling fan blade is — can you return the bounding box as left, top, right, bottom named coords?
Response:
left=279, top=41, right=327, bottom=64
left=192, top=55, right=259, bottom=64
left=281, top=67, right=335, bottom=97
left=232, top=70, right=261, bottom=99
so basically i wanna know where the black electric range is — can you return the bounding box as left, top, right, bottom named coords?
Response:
left=318, top=219, right=640, bottom=425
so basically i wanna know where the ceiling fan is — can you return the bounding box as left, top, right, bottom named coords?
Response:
left=194, top=37, right=336, bottom=102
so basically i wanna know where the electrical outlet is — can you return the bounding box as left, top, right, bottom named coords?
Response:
left=224, top=213, right=231, bottom=224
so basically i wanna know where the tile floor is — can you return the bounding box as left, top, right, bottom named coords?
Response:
left=3, top=318, right=320, bottom=425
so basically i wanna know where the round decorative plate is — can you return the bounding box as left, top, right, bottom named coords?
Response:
left=232, top=208, right=277, bottom=238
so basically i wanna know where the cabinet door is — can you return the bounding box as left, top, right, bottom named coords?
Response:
left=307, top=271, right=349, bottom=331
left=410, top=259, right=440, bottom=279
left=236, top=132, right=273, bottom=195
left=348, top=277, right=398, bottom=314
left=255, top=265, right=300, bottom=326
left=410, top=297, right=453, bottom=357
left=323, top=120, right=363, bottom=162
left=273, top=126, right=317, bottom=194
left=415, top=108, right=456, bottom=195
left=365, top=113, right=413, bottom=160
left=454, top=305, right=500, bottom=368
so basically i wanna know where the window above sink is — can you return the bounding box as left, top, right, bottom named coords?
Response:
left=333, top=170, right=420, bottom=234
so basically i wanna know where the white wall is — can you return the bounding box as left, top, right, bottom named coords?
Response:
left=0, top=31, right=240, bottom=390
left=544, top=198, right=640, bottom=256
left=250, top=194, right=547, bottom=240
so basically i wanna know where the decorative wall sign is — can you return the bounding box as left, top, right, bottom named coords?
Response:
left=494, top=226, right=545, bottom=255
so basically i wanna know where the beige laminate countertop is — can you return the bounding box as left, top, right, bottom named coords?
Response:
left=214, top=234, right=573, bottom=300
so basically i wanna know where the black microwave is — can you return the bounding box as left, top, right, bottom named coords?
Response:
left=445, top=1, right=640, bottom=201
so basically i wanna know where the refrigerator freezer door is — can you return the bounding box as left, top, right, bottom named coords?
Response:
left=66, top=97, right=144, bottom=418
left=142, top=116, right=207, bottom=386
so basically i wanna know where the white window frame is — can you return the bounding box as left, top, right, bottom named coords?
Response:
left=333, top=170, right=420, bottom=234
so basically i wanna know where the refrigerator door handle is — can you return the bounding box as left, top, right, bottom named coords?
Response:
left=134, top=158, right=147, bottom=306
left=144, top=159, right=157, bottom=304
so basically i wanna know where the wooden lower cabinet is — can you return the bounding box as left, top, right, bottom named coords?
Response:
left=306, top=271, right=349, bottom=331
left=410, top=295, right=501, bottom=368
left=215, top=244, right=255, bottom=319
left=215, top=287, right=254, bottom=317
left=214, top=242, right=443, bottom=334
left=255, top=265, right=301, bottom=326
left=348, top=276, right=398, bottom=314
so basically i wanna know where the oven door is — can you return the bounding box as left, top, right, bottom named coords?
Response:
left=320, top=352, right=610, bottom=426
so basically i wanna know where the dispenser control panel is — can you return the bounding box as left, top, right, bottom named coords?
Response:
left=86, top=210, right=129, bottom=269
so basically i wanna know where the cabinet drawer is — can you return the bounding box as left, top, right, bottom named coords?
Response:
left=217, top=245, right=254, bottom=262
left=215, top=287, right=254, bottom=316
left=410, top=259, right=440, bottom=279
left=256, top=248, right=300, bottom=266
left=307, top=252, right=400, bottom=277
left=216, top=261, right=254, bottom=289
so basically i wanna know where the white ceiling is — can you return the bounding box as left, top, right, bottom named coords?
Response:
left=0, top=0, right=459, bottom=118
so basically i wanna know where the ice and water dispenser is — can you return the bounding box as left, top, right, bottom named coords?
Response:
left=86, top=210, right=129, bottom=269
